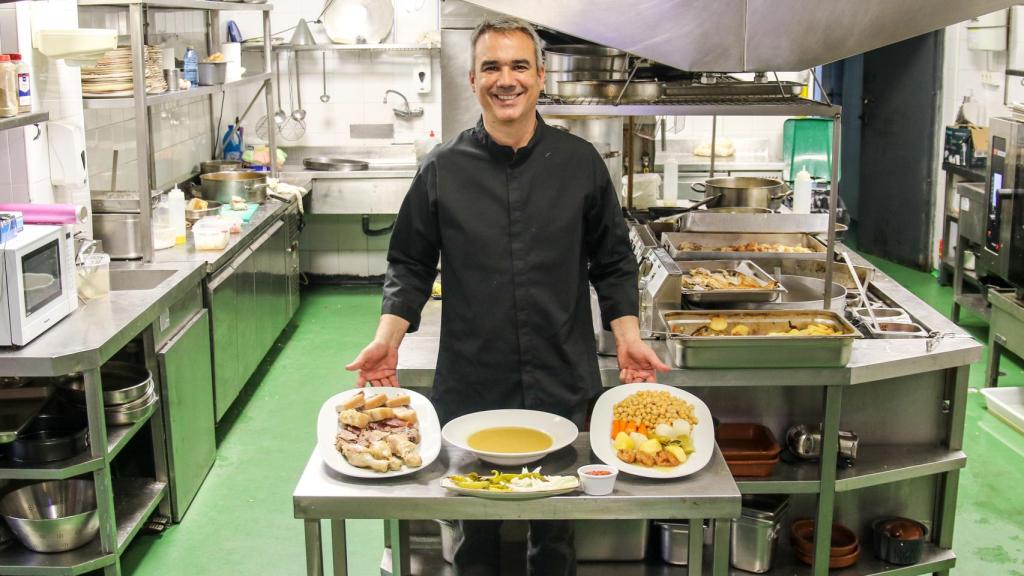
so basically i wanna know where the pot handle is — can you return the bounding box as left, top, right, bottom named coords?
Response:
left=771, top=183, right=793, bottom=200
left=691, top=182, right=707, bottom=193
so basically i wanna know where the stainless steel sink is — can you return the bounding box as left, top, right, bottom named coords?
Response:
left=108, top=269, right=176, bottom=291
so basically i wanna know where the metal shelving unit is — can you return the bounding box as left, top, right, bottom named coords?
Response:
left=0, top=112, right=49, bottom=132
left=243, top=42, right=437, bottom=53
left=82, top=72, right=271, bottom=109
left=78, top=0, right=277, bottom=262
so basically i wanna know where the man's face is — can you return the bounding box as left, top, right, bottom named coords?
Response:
left=470, top=30, right=544, bottom=127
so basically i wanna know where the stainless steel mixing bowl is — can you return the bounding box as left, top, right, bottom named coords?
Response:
left=0, top=479, right=98, bottom=553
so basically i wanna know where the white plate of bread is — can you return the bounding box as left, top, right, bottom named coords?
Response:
left=317, top=387, right=441, bottom=478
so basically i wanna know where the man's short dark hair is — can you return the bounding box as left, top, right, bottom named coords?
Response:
left=469, top=17, right=544, bottom=72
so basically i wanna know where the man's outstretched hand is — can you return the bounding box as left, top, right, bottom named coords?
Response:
left=345, top=340, right=400, bottom=388
left=616, top=337, right=671, bottom=383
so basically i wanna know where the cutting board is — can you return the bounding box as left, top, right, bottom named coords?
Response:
left=220, top=203, right=260, bottom=222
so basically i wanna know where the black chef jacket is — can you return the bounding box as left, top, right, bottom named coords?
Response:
left=382, top=115, right=638, bottom=425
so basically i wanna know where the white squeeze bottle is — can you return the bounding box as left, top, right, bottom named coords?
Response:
left=168, top=185, right=186, bottom=244
left=663, top=159, right=678, bottom=207
left=793, top=166, right=812, bottom=213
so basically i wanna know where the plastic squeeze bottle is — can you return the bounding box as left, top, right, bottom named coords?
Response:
left=793, top=166, right=813, bottom=213
left=167, top=185, right=187, bottom=244
left=663, top=159, right=678, bottom=207
left=183, top=47, right=199, bottom=85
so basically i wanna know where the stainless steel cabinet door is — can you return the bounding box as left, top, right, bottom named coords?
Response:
left=236, top=246, right=260, bottom=387
left=209, top=267, right=238, bottom=423
left=157, top=309, right=216, bottom=522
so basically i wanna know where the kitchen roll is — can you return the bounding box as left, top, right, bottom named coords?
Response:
left=0, top=203, right=87, bottom=224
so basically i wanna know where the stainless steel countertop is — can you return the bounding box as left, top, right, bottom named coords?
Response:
left=990, top=289, right=1024, bottom=321
left=657, top=153, right=785, bottom=174
left=0, top=260, right=207, bottom=377
left=151, top=197, right=293, bottom=273
left=293, top=434, right=741, bottom=520
left=0, top=197, right=297, bottom=376
left=396, top=246, right=983, bottom=388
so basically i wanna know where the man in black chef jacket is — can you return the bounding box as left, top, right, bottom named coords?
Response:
left=346, top=16, right=669, bottom=576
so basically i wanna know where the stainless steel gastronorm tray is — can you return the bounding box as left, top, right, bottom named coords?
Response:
left=662, top=232, right=827, bottom=261
left=663, top=310, right=861, bottom=368
left=676, top=260, right=787, bottom=304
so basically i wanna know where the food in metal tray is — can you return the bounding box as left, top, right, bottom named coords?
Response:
left=444, top=468, right=579, bottom=493
left=676, top=241, right=813, bottom=253
left=681, top=267, right=777, bottom=291
left=334, top=391, right=422, bottom=473
left=678, top=315, right=840, bottom=337
left=610, top=391, right=698, bottom=468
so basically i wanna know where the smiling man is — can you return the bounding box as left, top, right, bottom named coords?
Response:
left=347, top=16, right=668, bottom=576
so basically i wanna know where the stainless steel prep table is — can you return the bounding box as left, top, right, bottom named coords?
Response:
left=294, top=435, right=741, bottom=576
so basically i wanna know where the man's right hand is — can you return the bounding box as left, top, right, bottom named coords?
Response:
left=345, top=340, right=400, bottom=388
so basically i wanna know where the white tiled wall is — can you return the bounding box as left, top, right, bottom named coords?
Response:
left=228, top=0, right=443, bottom=146
left=84, top=97, right=212, bottom=193
left=299, top=214, right=394, bottom=278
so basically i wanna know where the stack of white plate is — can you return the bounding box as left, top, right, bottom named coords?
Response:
left=81, top=46, right=168, bottom=97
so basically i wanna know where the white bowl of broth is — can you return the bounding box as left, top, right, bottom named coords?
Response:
left=442, top=410, right=579, bottom=466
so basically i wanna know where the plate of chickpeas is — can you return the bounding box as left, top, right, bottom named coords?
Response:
left=590, top=383, right=715, bottom=479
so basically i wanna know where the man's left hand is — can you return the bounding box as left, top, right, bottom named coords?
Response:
left=616, top=338, right=671, bottom=384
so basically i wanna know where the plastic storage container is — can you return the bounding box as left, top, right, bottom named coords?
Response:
left=9, top=54, right=30, bottom=113
left=192, top=217, right=231, bottom=250
left=731, top=495, right=789, bottom=573
left=716, top=423, right=782, bottom=477
left=0, top=55, right=17, bottom=118
left=75, top=252, right=110, bottom=300
left=151, top=194, right=175, bottom=250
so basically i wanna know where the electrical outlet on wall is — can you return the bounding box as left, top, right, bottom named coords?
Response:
left=981, top=71, right=1000, bottom=86
left=414, top=54, right=431, bottom=94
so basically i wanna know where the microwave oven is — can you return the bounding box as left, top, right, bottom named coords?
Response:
left=0, top=225, right=78, bottom=346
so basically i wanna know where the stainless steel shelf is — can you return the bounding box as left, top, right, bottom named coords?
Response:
left=243, top=42, right=437, bottom=52
left=82, top=72, right=270, bottom=109
left=735, top=462, right=821, bottom=495
left=114, top=477, right=167, bottom=553
left=955, top=293, right=991, bottom=320
left=107, top=398, right=158, bottom=461
left=0, top=451, right=103, bottom=481
left=0, top=478, right=168, bottom=575
left=734, top=446, right=966, bottom=495
left=79, top=0, right=272, bottom=10
left=835, top=446, right=966, bottom=493
left=538, top=97, right=840, bottom=118
left=395, top=543, right=955, bottom=576
left=0, top=112, right=48, bottom=132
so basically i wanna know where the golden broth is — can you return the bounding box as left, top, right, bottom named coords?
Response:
left=467, top=427, right=553, bottom=453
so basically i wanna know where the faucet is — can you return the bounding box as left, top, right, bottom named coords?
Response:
left=383, top=89, right=424, bottom=119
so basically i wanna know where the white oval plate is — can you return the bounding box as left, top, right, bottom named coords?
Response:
left=321, top=0, right=394, bottom=44
left=441, top=409, right=578, bottom=466
left=590, top=383, right=714, bottom=479
left=317, top=387, right=440, bottom=479
left=440, top=478, right=579, bottom=500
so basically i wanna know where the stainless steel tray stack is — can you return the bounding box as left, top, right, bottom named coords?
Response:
left=662, top=232, right=827, bottom=261
left=663, top=310, right=860, bottom=368
left=677, top=260, right=787, bottom=304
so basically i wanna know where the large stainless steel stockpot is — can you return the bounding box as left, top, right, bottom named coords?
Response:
left=544, top=45, right=628, bottom=72
left=197, top=171, right=268, bottom=204
left=691, top=177, right=791, bottom=209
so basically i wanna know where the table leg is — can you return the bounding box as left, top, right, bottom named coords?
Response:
left=987, top=334, right=1004, bottom=388
left=383, top=519, right=410, bottom=576
left=305, top=520, right=324, bottom=576
left=712, top=518, right=730, bottom=576
left=331, top=520, right=348, bottom=576
left=688, top=518, right=704, bottom=576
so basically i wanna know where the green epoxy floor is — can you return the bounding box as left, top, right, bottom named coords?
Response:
left=120, top=263, right=1024, bottom=576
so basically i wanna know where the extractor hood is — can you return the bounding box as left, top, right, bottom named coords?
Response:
left=463, top=0, right=1015, bottom=72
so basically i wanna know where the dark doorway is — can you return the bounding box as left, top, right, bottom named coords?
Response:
left=857, top=31, right=943, bottom=270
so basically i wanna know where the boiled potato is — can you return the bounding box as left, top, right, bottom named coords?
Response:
left=639, top=438, right=662, bottom=455
left=730, top=324, right=751, bottom=336
left=708, top=316, right=728, bottom=332
left=665, top=444, right=687, bottom=464
left=614, top=432, right=635, bottom=451
left=630, top=432, right=649, bottom=448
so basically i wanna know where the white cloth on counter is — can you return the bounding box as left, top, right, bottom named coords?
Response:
left=267, top=178, right=306, bottom=214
